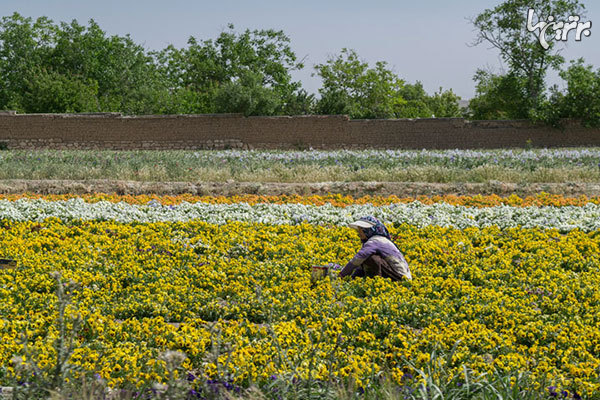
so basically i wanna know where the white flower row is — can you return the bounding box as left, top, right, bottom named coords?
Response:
left=1, top=198, right=600, bottom=232
left=188, top=148, right=600, bottom=162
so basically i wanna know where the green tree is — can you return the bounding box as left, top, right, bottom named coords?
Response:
left=20, top=68, right=99, bottom=113
left=314, top=48, right=405, bottom=119
left=545, top=59, right=600, bottom=127
left=0, top=13, right=56, bottom=111
left=214, top=71, right=280, bottom=116
left=50, top=18, right=167, bottom=114
left=154, top=24, right=309, bottom=115
left=395, top=82, right=462, bottom=118
left=468, top=70, right=530, bottom=119
left=0, top=12, right=168, bottom=114
left=314, top=51, right=461, bottom=120
left=281, top=89, right=315, bottom=115
left=395, top=82, right=432, bottom=118
left=427, top=87, right=462, bottom=118
left=470, top=0, right=585, bottom=117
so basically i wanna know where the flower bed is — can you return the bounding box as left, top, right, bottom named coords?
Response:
left=2, top=192, right=600, bottom=207
left=0, top=195, right=598, bottom=398
left=2, top=198, right=600, bottom=232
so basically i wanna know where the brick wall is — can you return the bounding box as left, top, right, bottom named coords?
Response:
left=0, top=112, right=598, bottom=150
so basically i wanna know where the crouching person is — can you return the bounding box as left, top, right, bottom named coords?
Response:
left=339, top=216, right=412, bottom=281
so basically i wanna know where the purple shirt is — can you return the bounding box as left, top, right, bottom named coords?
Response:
left=340, top=235, right=412, bottom=280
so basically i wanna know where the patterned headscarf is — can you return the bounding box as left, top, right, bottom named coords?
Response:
left=357, top=216, right=393, bottom=243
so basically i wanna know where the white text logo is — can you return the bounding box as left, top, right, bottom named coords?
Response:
left=526, top=8, right=592, bottom=50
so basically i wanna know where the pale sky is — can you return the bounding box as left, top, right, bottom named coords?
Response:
left=1, top=0, right=598, bottom=99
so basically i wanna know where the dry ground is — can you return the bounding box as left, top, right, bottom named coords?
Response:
left=1, top=179, right=600, bottom=197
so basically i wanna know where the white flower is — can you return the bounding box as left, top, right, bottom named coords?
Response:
left=1, top=198, right=599, bottom=232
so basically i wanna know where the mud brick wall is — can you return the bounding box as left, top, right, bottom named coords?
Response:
left=0, top=112, right=598, bottom=150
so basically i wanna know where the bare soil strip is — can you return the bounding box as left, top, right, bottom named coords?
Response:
left=1, top=179, right=600, bottom=197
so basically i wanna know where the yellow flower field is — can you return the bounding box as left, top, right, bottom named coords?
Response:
left=1, top=210, right=599, bottom=397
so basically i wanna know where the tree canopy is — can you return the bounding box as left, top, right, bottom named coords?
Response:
left=0, top=13, right=165, bottom=114
left=469, top=0, right=586, bottom=119
left=2, top=7, right=597, bottom=125
left=313, top=48, right=461, bottom=119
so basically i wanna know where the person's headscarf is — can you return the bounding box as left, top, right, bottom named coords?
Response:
left=356, top=216, right=393, bottom=243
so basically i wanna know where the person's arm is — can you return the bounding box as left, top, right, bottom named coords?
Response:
left=339, top=239, right=378, bottom=277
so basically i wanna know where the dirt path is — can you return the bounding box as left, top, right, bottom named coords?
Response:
left=1, top=179, right=600, bottom=197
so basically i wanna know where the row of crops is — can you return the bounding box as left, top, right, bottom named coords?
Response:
left=3, top=148, right=600, bottom=168
left=2, top=149, right=600, bottom=183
